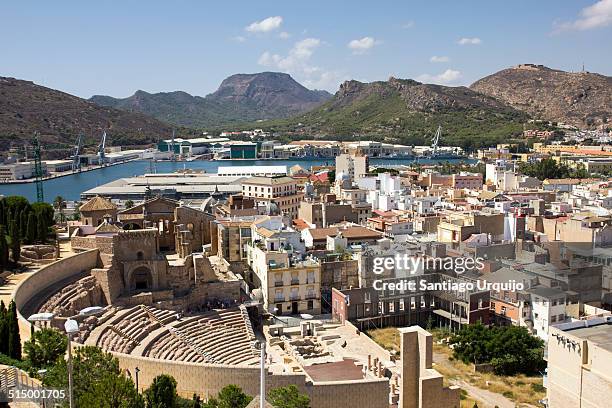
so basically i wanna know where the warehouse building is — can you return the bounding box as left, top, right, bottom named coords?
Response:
left=157, top=137, right=230, bottom=156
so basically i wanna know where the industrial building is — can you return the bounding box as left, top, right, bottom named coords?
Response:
left=157, top=137, right=230, bottom=156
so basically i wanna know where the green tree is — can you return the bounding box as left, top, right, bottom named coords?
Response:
left=36, top=212, right=47, bottom=243
left=8, top=220, right=20, bottom=264
left=449, top=324, right=545, bottom=376
left=0, top=301, right=8, bottom=355
left=7, top=301, right=21, bottom=360
left=53, top=196, right=67, bottom=222
left=24, top=328, right=67, bottom=370
left=0, top=226, right=8, bottom=271
left=44, top=346, right=143, bottom=408
left=216, top=384, right=252, bottom=408
left=268, top=385, right=310, bottom=408
left=26, top=212, right=37, bottom=244
left=79, top=373, right=144, bottom=408
left=125, top=200, right=135, bottom=209
left=145, top=374, right=178, bottom=408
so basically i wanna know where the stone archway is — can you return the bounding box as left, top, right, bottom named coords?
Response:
left=129, top=266, right=153, bottom=292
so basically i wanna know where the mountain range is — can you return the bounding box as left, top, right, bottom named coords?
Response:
left=258, top=77, right=529, bottom=148
left=471, top=64, right=611, bottom=128
left=0, top=65, right=610, bottom=154
left=0, top=76, right=173, bottom=154
left=90, top=72, right=332, bottom=128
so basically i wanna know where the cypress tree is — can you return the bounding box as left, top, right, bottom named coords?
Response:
left=19, top=210, right=28, bottom=239
left=0, top=301, right=7, bottom=355
left=0, top=198, right=6, bottom=226
left=7, top=301, right=21, bottom=360
left=26, top=212, right=37, bottom=244
left=37, top=212, right=47, bottom=243
left=9, top=220, right=20, bottom=264
left=0, top=226, right=8, bottom=270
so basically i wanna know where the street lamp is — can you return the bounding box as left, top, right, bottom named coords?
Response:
left=135, top=367, right=140, bottom=392
left=253, top=340, right=266, bottom=408
left=64, top=319, right=79, bottom=408
left=37, top=369, right=47, bottom=408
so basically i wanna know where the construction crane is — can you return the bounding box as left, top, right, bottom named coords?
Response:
left=430, top=125, right=442, bottom=157
left=72, top=134, right=82, bottom=172
left=32, top=133, right=44, bottom=203
left=98, top=131, right=107, bottom=165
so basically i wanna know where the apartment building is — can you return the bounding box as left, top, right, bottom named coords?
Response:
left=214, top=219, right=254, bottom=268
left=546, top=319, right=612, bottom=408
left=335, top=153, right=369, bottom=183
left=247, top=242, right=321, bottom=315
left=241, top=176, right=304, bottom=219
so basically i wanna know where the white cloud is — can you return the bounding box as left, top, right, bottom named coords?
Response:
left=257, top=38, right=343, bottom=91
left=279, top=31, right=291, bottom=39
left=416, top=69, right=462, bottom=85
left=348, top=37, right=379, bottom=54
left=401, top=21, right=415, bottom=29
left=245, top=16, right=283, bottom=33
left=430, top=56, right=450, bottom=63
left=458, top=37, right=482, bottom=45
left=257, top=38, right=321, bottom=71
left=555, top=0, right=612, bottom=31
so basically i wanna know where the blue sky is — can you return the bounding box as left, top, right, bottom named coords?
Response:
left=2, top=0, right=611, bottom=98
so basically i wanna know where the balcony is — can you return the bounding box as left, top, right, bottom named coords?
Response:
left=305, top=293, right=317, bottom=300
left=306, top=278, right=316, bottom=284
left=289, top=294, right=301, bottom=301
left=290, top=279, right=300, bottom=285
left=274, top=281, right=284, bottom=287
left=274, top=297, right=286, bottom=303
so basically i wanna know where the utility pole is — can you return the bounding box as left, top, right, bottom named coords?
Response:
left=32, top=133, right=44, bottom=203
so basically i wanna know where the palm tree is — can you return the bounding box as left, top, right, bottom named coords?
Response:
left=53, top=196, right=67, bottom=223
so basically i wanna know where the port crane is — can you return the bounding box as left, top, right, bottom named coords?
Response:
left=98, top=131, right=107, bottom=165
left=32, top=133, right=44, bottom=202
left=430, top=125, right=442, bottom=157
left=72, top=134, right=82, bottom=172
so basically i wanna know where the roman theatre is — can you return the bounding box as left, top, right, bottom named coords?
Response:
left=13, top=196, right=458, bottom=408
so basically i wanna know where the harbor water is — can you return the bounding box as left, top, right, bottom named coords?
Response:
left=0, top=158, right=473, bottom=202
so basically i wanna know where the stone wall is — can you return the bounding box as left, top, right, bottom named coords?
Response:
left=14, top=249, right=101, bottom=341
left=114, top=351, right=389, bottom=407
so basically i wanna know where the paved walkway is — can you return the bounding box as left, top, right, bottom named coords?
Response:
left=0, top=241, right=75, bottom=304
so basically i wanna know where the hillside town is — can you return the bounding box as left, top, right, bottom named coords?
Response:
left=1, top=2, right=612, bottom=407
left=2, top=135, right=612, bottom=407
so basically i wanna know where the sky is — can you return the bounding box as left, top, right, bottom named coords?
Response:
left=2, top=0, right=611, bottom=98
